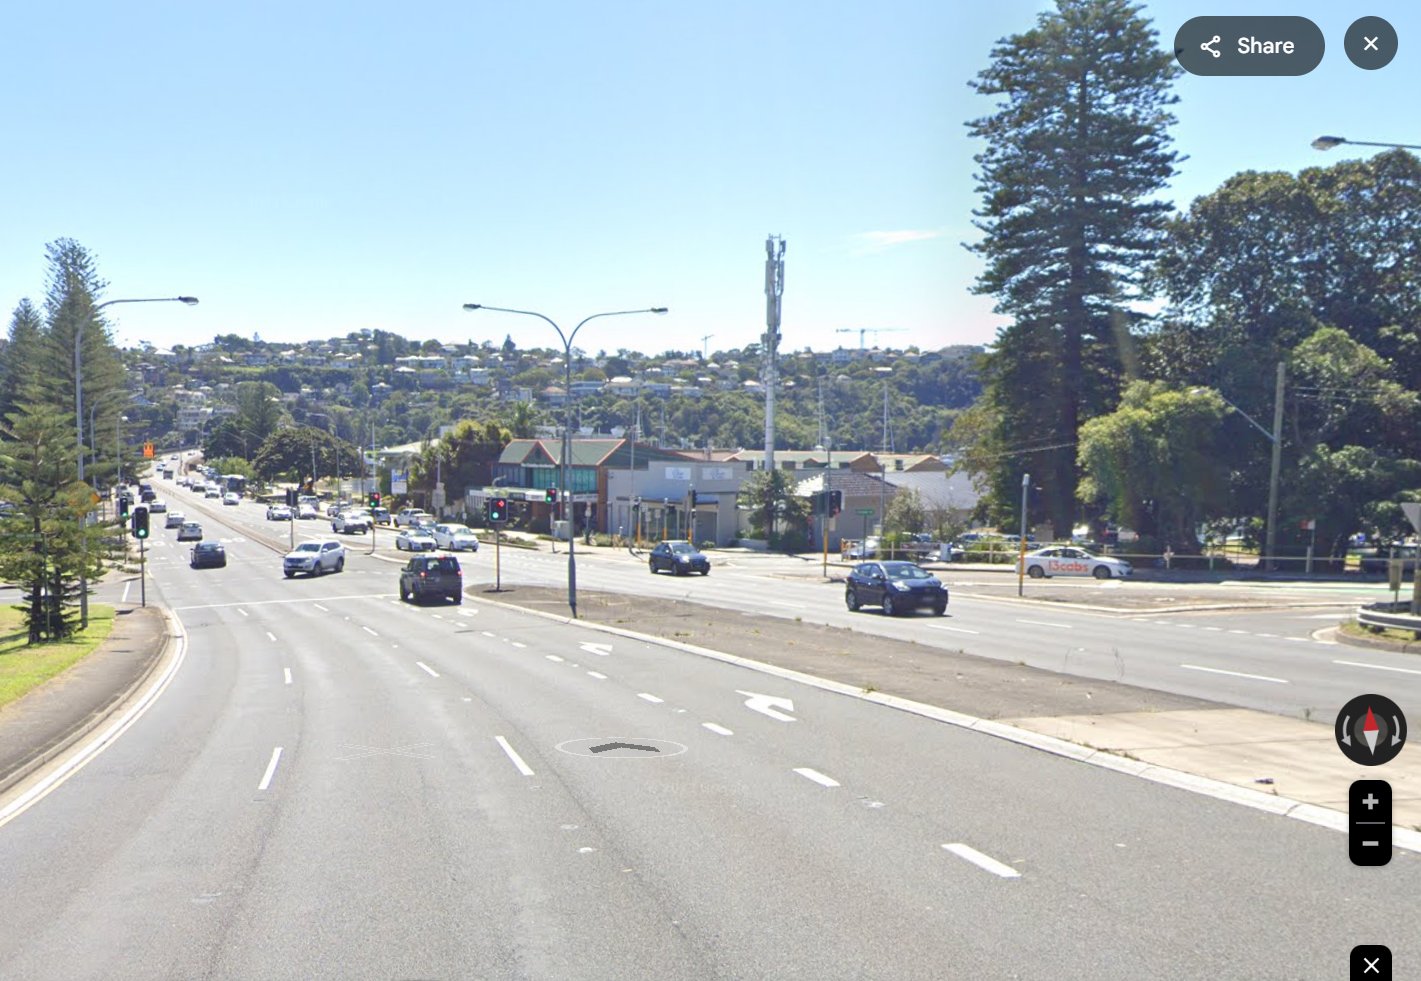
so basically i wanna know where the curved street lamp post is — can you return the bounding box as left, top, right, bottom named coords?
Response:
left=76, top=296, right=198, bottom=627
left=463, top=303, right=667, bottom=618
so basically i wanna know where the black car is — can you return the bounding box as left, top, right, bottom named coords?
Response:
left=845, top=560, right=948, bottom=616
left=400, top=553, right=463, bottom=604
left=649, top=540, right=710, bottom=576
left=190, top=542, right=226, bottom=568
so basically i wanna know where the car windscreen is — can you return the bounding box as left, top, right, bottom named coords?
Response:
left=883, top=563, right=930, bottom=580
left=425, top=558, right=460, bottom=573
left=670, top=543, right=696, bottom=553
left=293, top=543, right=320, bottom=553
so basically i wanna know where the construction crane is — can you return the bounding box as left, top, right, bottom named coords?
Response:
left=699, top=334, right=714, bottom=359
left=836, top=327, right=907, bottom=351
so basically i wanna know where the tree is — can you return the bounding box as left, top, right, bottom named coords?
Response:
left=203, top=418, right=247, bottom=460
left=738, top=469, right=812, bottom=551
left=235, top=381, right=285, bottom=443
left=251, top=426, right=360, bottom=483
left=0, top=399, right=98, bottom=641
left=966, top=0, right=1181, bottom=532
left=883, top=487, right=928, bottom=536
left=1076, top=382, right=1230, bottom=551
left=505, top=400, right=539, bottom=439
left=0, top=300, right=45, bottom=423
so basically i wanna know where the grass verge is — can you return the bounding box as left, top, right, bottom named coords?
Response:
left=0, top=604, right=117, bottom=710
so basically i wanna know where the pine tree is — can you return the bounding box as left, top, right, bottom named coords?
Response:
left=966, top=0, right=1181, bottom=532
left=0, top=299, right=45, bottom=423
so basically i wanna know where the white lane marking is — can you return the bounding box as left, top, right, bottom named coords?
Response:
left=1227, top=630, right=1250, bottom=635
left=942, top=843, right=1021, bottom=879
left=703, top=723, right=733, bottom=736
left=546, top=654, right=565, bottom=663
left=457, top=609, right=475, bottom=617
left=495, top=736, right=535, bottom=776
left=1180, top=664, right=1289, bottom=684
left=121, top=581, right=132, bottom=604
left=258, top=747, right=283, bottom=791
left=313, top=604, right=328, bottom=612
left=416, top=661, right=440, bottom=678
left=512, top=642, right=527, bottom=648
left=283, top=668, right=292, bottom=685
left=265, top=631, right=277, bottom=642
left=0, top=610, right=189, bottom=831
left=362, top=626, right=378, bottom=636
left=587, top=671, right=607, bottom=679
left=1203, top=626, right=1223, bottom=631
left=637, top=693, right=664, bottom=703
left=1016, top=619, right=1072, bottom=629
left=794, top=767, right=840, bottom=788
left=1334, top=659, right=1421, bottom=677
left=580, top=642, right=612, bottom=656
left=174, top=593, right=387, bottom=611
left=927, top=624, right=980, bottom=635
left=1177, top=623, right=1196, bottom=628
left=1256, top=633, right=1279, bottom=638
left=481, top=631, right=495, bottom=638
left=1286, top=637, right=1310, bottom=643
left=432, top=614, right=444, bottom=620
left=236, top=608, right=248, bottom=617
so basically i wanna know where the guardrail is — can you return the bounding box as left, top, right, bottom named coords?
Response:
left=1357, top=601, right=1421, bottom=639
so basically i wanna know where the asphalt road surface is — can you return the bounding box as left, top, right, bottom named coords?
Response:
left=0, top=490, right=1415, bottom=979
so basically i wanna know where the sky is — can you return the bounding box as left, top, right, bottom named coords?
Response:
left=2, top=1, right=1415, bottom=358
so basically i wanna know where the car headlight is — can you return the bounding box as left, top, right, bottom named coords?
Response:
left=677, top=555, right=690, bottom=562
left=891, top=581, right=911, bottom=591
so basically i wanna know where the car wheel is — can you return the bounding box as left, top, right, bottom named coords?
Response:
left=933, top=599, right=947, bottom=616
left=700, top=568, right=709, bottom=576
left=453, top=593, right=463, bottom=605
left=1026, top=565, right=1045, bottom=579
left=1093, top=565, right=1112, bottom=580
left=284, top=571, right=295, bottom=579
left=882, top=594, right=897, bottom=616
left=650, top=561, right=658, bottom=574
left=846, top=588, right=860, bottom=612
left=400, top=584, right=409, bottom=601
left=335, top=557, right=344, bottom=573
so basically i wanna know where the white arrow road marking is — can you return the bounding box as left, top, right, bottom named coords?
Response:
left=942, top=843, right=1021, bottom=879
left=580, top=642, right=613, bottom=656
left=735, top=690, right=797, bottom=722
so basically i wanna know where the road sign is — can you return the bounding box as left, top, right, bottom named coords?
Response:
left=143, top=442, right=154, bottom=459
left=856, top=507, right=874, bottom=516
left=1402, top=501, right=1421, bottom=534
left=391, top=471, right=408, bottom=494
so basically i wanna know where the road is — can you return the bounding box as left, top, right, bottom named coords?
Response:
left=0, top=481, right=1415, bottom=978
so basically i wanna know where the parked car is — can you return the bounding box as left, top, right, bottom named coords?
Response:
left=395, top=528, right=437, bottom=551
left=432, top=523, right=479, bottom=552
left=189, top=542, right=227, bottom=568
left=845, top=560, right=948, bottom=616
left=846, top=537, right=880, bottom=560
left=331, top=509, right=373, bottom=534
left=177, top=521, right=203, bottom=542
left=399, top=552, right=463, bottom=604
left=395, top=507, right=431, bottom=528
left=649, top=540, right=710, bottom=576
left=1359, top=545, right=1419, bottom=575
left=165, top=511, right=185, bottom=529
left=1019, top=546, right=1131, bottom=580
left=282, top=539, right=346, bottom=577
left=266, top=504, right=293, bottom=521
left=148, top=500, right=167, bottom=513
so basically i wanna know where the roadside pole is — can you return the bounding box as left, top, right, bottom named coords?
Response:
left=1017, top=473, right=1029, bottom=598
left=140, top=535, right=147, bottom=608
left=494, top=525, right=502, bottom=592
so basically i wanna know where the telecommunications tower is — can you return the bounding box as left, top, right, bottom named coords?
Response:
left=762, top=235, right=786, bottom=472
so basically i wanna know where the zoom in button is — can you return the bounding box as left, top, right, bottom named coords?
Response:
left=1175, top=17, right=1324, bottom=76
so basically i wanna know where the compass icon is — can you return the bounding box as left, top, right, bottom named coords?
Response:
left=1335, top=694, right=1407, bottom=766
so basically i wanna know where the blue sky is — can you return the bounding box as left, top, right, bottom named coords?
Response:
left=2, top=1, right=1414, bottom=357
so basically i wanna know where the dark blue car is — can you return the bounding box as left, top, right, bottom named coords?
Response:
left=845, top=561, right=947, bottom=616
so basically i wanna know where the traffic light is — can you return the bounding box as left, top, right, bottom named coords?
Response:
left=286, top=488, right=299, bottom=507
left=829, top=489, right=843, bottom=517
left=132, top=506, right=150, bottom=539
left=545, top=488, right=558, bottom=505
left=118, top=496, right=130, bottom=519
left=369, top=491, right=382, bottom=509
left=487, top=497, right=508, bottom=523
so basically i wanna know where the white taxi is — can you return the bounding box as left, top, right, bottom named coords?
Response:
left=1019, top=546, right=1131, bottom=580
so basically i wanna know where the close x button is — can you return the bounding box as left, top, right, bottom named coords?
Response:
left=1351, top=944, right=1391, bottom=980
left=1175, top=16, right=1325, bottom=76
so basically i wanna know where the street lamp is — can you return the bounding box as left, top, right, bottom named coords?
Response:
left=1311, top=135, right=1421, bottom=151
left=464, top=303, right=668, bottom=618
left=74, top=295, right=198, bottom=629
left=1192, top=364, right=1286, bottom=570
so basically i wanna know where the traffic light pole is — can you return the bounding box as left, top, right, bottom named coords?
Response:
left=139, top=535, right=146, bottom=608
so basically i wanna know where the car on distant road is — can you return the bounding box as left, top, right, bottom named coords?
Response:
left=266, top=504, right=293, bottom=520
left=394, top=507, right=431, bottom=528
left=370, top=506, right=391, bottom=525
left=297, top=503, right=321, bottom=520
left=846, top=536, right=880, bottom=560
left=189, top=542, right=226, bottom=568
left=282, top=539, right=345, bottom=577
left=165, top=511, right=185, bottom=529
left=204, top=486, right=221, bottom=499
left=399, top=552, right=463, bottom=604
left=432, top=523, right=479, bottom=552
left=148, top=500, right=167, bottom=513
left=845, top=561, right=948, bottom=616
left=222, top=492, right=240, bottom=506
left=649, top=540, right=710, bottom=576
left=1359, top=544, right=1419, bottom=576
left=177, top=521, right=203, bottom=542
left=395, top=528, right=437, bottom=551
left=1019, top=546, right=1131, bottom=580
left=331, top=509, right=373, bottom=534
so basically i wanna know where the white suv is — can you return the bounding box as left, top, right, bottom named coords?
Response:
left=282, top=539, right=346, bottom=577
left=395, top=507, right=431, bottom=528
left=331, top=510, right=373, bottom=534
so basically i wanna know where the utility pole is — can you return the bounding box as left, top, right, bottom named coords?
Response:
left=1265, top=361, right=1285, bottom=572
left=762, top=235, right=785, bottom=474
